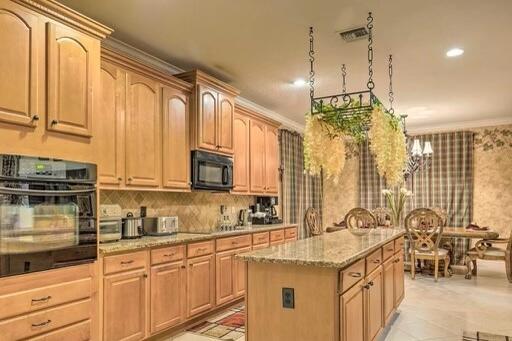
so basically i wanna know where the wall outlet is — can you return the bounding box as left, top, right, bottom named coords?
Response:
left=282, top=287, right=295, bottom=309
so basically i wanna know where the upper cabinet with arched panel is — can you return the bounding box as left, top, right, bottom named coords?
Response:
left=46, top=22, right=98, bottom=137
left=176, top=70, right=239, bottom=156
left=0, top=1, right=39, bottom=127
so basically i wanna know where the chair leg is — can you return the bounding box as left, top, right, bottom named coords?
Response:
left=444, top=256, right=451, bottom=277
left=465, top=255, right=473, bottom=280
left=411, top=253, right=416, bottom=280
left=434, top=256, right=439, bottom=282
left=471, top=258, right=478, bottom=276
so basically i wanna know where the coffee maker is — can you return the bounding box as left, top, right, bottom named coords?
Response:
left=252, top=196, right=282, bottom=225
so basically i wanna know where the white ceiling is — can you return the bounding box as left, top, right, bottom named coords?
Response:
left=60, top=0, right=512, bottom=130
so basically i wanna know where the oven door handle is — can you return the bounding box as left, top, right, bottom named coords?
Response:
left=0, top=187, right=96, bottom=196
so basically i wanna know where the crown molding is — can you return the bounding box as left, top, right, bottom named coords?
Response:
left=102, top=37, right=305, bottom=133
left=408, top=116, right=512, bottom=135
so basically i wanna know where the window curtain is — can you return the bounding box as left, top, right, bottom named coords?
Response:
left=359, top=131, right=474, bottom=263
left=279, top=129, right=323, bottom=239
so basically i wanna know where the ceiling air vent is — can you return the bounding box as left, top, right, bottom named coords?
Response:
left=338, top=27, right=368, bottom=42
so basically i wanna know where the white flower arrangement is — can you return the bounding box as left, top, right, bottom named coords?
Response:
left=382, top=187, right=413, bottom=227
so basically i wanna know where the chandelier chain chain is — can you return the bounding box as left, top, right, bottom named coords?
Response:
left=388, top=54, right=394, bottom=114
left=341, top=64, right=347, bottom=94
left=309, top=27, right=315, bottom=101
left=367, top=12, right=374, bottom=90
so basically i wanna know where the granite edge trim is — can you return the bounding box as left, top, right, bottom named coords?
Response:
left=98, top=224, right=299, bottom=256
left=235, top=230, right=406, bottom=269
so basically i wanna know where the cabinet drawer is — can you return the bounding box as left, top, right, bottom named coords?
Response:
left=151, top=245, right=185, bottom=265
left=269, top=229, right=284, bottom=242
left=284, top=227, right=297, bottom=240
left=339, top=258, right=365, bottom=293
left=382, top=241, right=395, bottom=261
left=0, top=277, right=91, bottom=320
left=28, top=320, right=91, bottom=341
left=366, top=248, right=383, bottom=274
left=188, top=240, right=214, bottom=258
left=104, top=250, right=147, bottom=275
left=252, top=232, right=270, bottom=245
left=394, top=236, right=405, bottom=253
left=0, top=299, right=91, bottom=341
left=216, top=234, right=252, bottom=252
left=252, top=243, right=269, bottom=250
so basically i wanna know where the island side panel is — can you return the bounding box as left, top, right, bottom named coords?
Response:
left=246, top=262, right=339, bottom=341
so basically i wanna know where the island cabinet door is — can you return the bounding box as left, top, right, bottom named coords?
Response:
left=382, top=257, right=395, bottom=325
left=234, top=246, right=251, bottom=297
left=365, top=267, right=384, bottom=341
left=0, top=0, right=40, bottom=127
left=187, top=254, right=215, bottom=318
left=216, top=250, right=235, bottom=305
left=103, top=269, right=147, bottom=341
left=47, top=22, right=98, bottom=137
left=393, top=251, right=405, bottom=307
left=150, top=261, right=186, bottom=334
left=340, top=280, right=365, bottom=341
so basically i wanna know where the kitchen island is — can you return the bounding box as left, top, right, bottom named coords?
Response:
left=237, top=228, right=405, bottom=341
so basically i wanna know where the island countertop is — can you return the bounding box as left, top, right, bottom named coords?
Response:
left=236, top=228, right=405, bottom=268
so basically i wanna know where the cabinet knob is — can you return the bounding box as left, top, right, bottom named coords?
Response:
left=368, top=281, right=374, bottom=286
left=117, top=177, right=122, bottom=181
left=51, top=119, right=59, bottom=125
left=181, top=265, right=186, bottom=269
left=143, top=273, right=148, bottom=278
left=363, top=284, right=371, bottom=290
left=31, top=115, right=40, bottom=122
left=188, top=182, right=192, bottom=186
left=128, top=177, right=133, bottom=181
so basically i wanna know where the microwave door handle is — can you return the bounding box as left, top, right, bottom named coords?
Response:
left=222, top=166, right=228, bottom=185
left=0, top=187, right=95, bottom=196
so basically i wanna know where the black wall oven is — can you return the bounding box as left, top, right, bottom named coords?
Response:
left=0, top=155, right=97, bottom=277
left=191, top=151, right=233, bottom=191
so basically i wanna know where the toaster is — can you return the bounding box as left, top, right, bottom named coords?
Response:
left=143, top=216, right=178, bottom=236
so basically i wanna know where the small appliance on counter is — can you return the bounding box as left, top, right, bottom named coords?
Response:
left=143, top=216, right=178, bottom=236
left=252, top=196, right=283, bottom=225
left=238, top=208, right=252, bottom=227
left=122, top=212, right=143, bottom=239
left=99, top=205, right=122, bottom=243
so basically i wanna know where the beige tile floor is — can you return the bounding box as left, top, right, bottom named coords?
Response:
left=163, top=260, right=512, bottom=341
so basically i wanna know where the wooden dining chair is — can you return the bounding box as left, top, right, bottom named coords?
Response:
left=405, top=208, right=450, bottom=282
left=304, top=207, right=322, bottom=237
left=372, top=207, right=392, bottom=227
left=431, top=207, right=448, bottom=226
left=464, top=233, right=512, bottom=283
left=344, top=208, right=378, bottom=229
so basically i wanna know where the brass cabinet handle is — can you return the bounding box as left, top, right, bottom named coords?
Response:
left=387, top=248, right=394, bottom=252
left=120, top=260, right=134, bottom=265
left=51, top=119, right=58, bottom=125
left=348, top=272, right=362, bottom=278
left=163, top=253, right=175, bottom=257
left=372, top=259, right=381, bottom=264
left=31, top=295, right=51, bottom=303
left=32, top=319, right=52, bottom=328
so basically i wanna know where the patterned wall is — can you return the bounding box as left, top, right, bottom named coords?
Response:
left=100, top=190, right=255, bottom=233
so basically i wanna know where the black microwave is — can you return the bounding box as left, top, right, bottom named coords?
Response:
left=191, top=151, right=233, bottom=191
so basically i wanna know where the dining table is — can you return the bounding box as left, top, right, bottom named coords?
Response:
left=441, top=227, right=500, bottom=239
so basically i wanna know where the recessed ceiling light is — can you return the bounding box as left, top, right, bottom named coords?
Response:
left=446, top=48, right=464, bottom=57
left=292, top=79, right=307, bottom=87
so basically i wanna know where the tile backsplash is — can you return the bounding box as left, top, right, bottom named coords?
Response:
left=100, top=190, right=255, bottom=233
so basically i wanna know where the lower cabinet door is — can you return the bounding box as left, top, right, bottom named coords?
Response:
left=104, top=270, right=147, bottom=341
left=150, top=261, right=185, bottom=334
left=366, top=267, right=384, bottom=341
left=234, top=247, right=251, bottom=298
left=187, top=254, right=215, bottom=317
left=393, top=251, right=405, bottom=307
left=382, top=257, right=395, bottom=325
left=215, top=250, right=235, bottom=305
left=340, top=281, right=365, bottom=341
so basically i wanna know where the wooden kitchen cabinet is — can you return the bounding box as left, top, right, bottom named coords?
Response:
left=264, top=125, right=279, bottom=194
left=232, top=113, right=250, bottom=193
left=249, top=119, right=266, bottom=193
left=366, top=266, right=384, bottom=341
left=103, top=269, right=148, bottom=341
left=0, top=0, right=40, bottom=127
left=175, top=70, right=239, bottom=156
left=47, top=22, right=98, bottom=137
left=187, top=254, right=215, bottom=318
left=234, top=246, right=251, bottom=297
left=125, top=71, right=161, bottom=188
left=97, top=62, right=125, bottom=186
left=216, top=250, right=235, bottom=305
left=382, top=257, right=395, bottom=325
left=150, top=261, right=186, bottom=334
left=162, top=85, right=190, bottom=190
left=340, top=280, right=365, bottom=341
left=394, top=251, right=405, bottom=307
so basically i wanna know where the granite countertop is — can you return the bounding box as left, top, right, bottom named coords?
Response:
left=236, top=228, right=405, bottom=269
left=99, top=223, right=298, bottom=255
